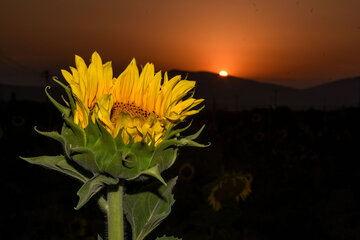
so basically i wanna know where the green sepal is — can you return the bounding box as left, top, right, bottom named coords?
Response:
left=97, top=235, right=103, bottom=240
left=163, top=121, right=192, bottom=140
left=45, top=86, right=71, bottom=117
left=34, top=126, right=65, bottom=146
left=183, top=124, right=206, bottom=141
left=84, top=116, right=101, bottom=148
left=91, top=120, right=117, bottom=170
left=151, top=148, right=178, bottom=173
left=20, top=155, right=88, bottom=182
left=52, top=76, right=76, bottom=113
left=154, top=125, right=206, bottom=155
left=107, top=125, right=207, bottom=180
left=114, top=128, right=126, bottom=149
left=33, top=126, right=72, bottom=158
left=177, top=138, right=209, bottom=148
left=104, top=150, right=125, bottom=178
left=75, top=174, right=118, bottom=210
left=106, top=140, right=154, bottom=180
left=149, top=140, right=179, bottom=172
left=176, top=125, right=209, bottom=148
left=129, top=165, right=166, bottom=186
left=124, top=141, right=153, bottom=171
left=61, top=116, right=86, bottom=149
left=150, top=125, right=207, bottom=172
left=155, top=236, right=182, bottom=240
left=70, top=146, right=101, bottom=173
left=105, top=149, right=150, bottom=180
left=124, top=177, right=177, bottom=240
left=162, top=124, right=175, bottom=140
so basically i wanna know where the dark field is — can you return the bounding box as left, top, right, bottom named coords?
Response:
left=1, top=99, right=359, bottom=240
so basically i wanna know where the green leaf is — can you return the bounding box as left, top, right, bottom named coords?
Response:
left=20, top=155, right=88, bottom=182
left=70, top=146, right=100, bottom=173
left=124, top=177, right=177, bottom=240
left=45, top=86, right=71, bottom=117
left=75, top=174, right=118, bottom=210
left=20, top=155, right=65, bottom=171
left=56, top=159, right=88, bottom=182
left=155, top=236, right=182, bottom=240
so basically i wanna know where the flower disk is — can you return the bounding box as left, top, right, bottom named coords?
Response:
left=62, top=52, right=204, bottom=145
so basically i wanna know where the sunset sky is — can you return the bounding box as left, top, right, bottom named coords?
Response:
left=0, top=0, right=359, bottom=88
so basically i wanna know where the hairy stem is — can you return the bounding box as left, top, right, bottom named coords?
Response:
left=97, top=195, right=109, bottom=214
left=107, top=183, right=124, bottom=240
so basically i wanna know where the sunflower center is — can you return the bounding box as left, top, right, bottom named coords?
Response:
left=111, top=102, right=151, bottom=122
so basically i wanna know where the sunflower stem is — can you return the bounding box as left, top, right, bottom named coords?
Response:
left=107, top=183, right=124, bottom=240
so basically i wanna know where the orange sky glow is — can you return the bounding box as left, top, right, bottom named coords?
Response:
left=0, top=0, right=360, bottom=88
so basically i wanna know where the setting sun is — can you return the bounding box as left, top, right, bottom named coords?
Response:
left=219, top=70, right=228, bottom=77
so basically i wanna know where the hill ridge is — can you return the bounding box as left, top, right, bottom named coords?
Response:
left=1, top=71, right=359, bottom=109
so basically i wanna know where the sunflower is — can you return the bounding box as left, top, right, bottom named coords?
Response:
left=208, top=173, right=253, bottom=211
left=99, top=58, right=204, bottom=144
left=23, top=51, right=207, bottom=218
left=61, top=52, right=114, bottom=128
left=61, top=52, right=203, bottom=145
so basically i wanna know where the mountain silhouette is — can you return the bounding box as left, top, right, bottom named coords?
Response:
left=168, top=71, right=360, bottom=110
left=168, top=70, right=301, bottom=110
left=302, top=77, right=360, bottom=109
left=1, top=71, right=359, bottom=110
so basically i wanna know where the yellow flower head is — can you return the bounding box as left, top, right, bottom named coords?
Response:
left=61, top=52, right=114, bottom=128
left=24, top=52, right=207, bottom=208
left=107, top=58, right=204, bottom=144
left=62, top=52, right=203, bottom=145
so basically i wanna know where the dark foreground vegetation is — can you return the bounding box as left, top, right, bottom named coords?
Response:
left=1, top=99, right=359, bottom=240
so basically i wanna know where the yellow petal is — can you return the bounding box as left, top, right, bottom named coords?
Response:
left=113, top=112, right=132, bottom=139
left=75, top=55, right=87, bottom=78
left=62, top=52, right=115, bottom=129
left=91, top=52, right=104, bottom=101
left=170, top=80, right=195, bottom=103
left=61, top=69, right=73, bottom=85
left=94, top=94, right=114, bottom=131
left=103, top=61, right=113, bottom=93
left=147, top=71, right=161, bottom=112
